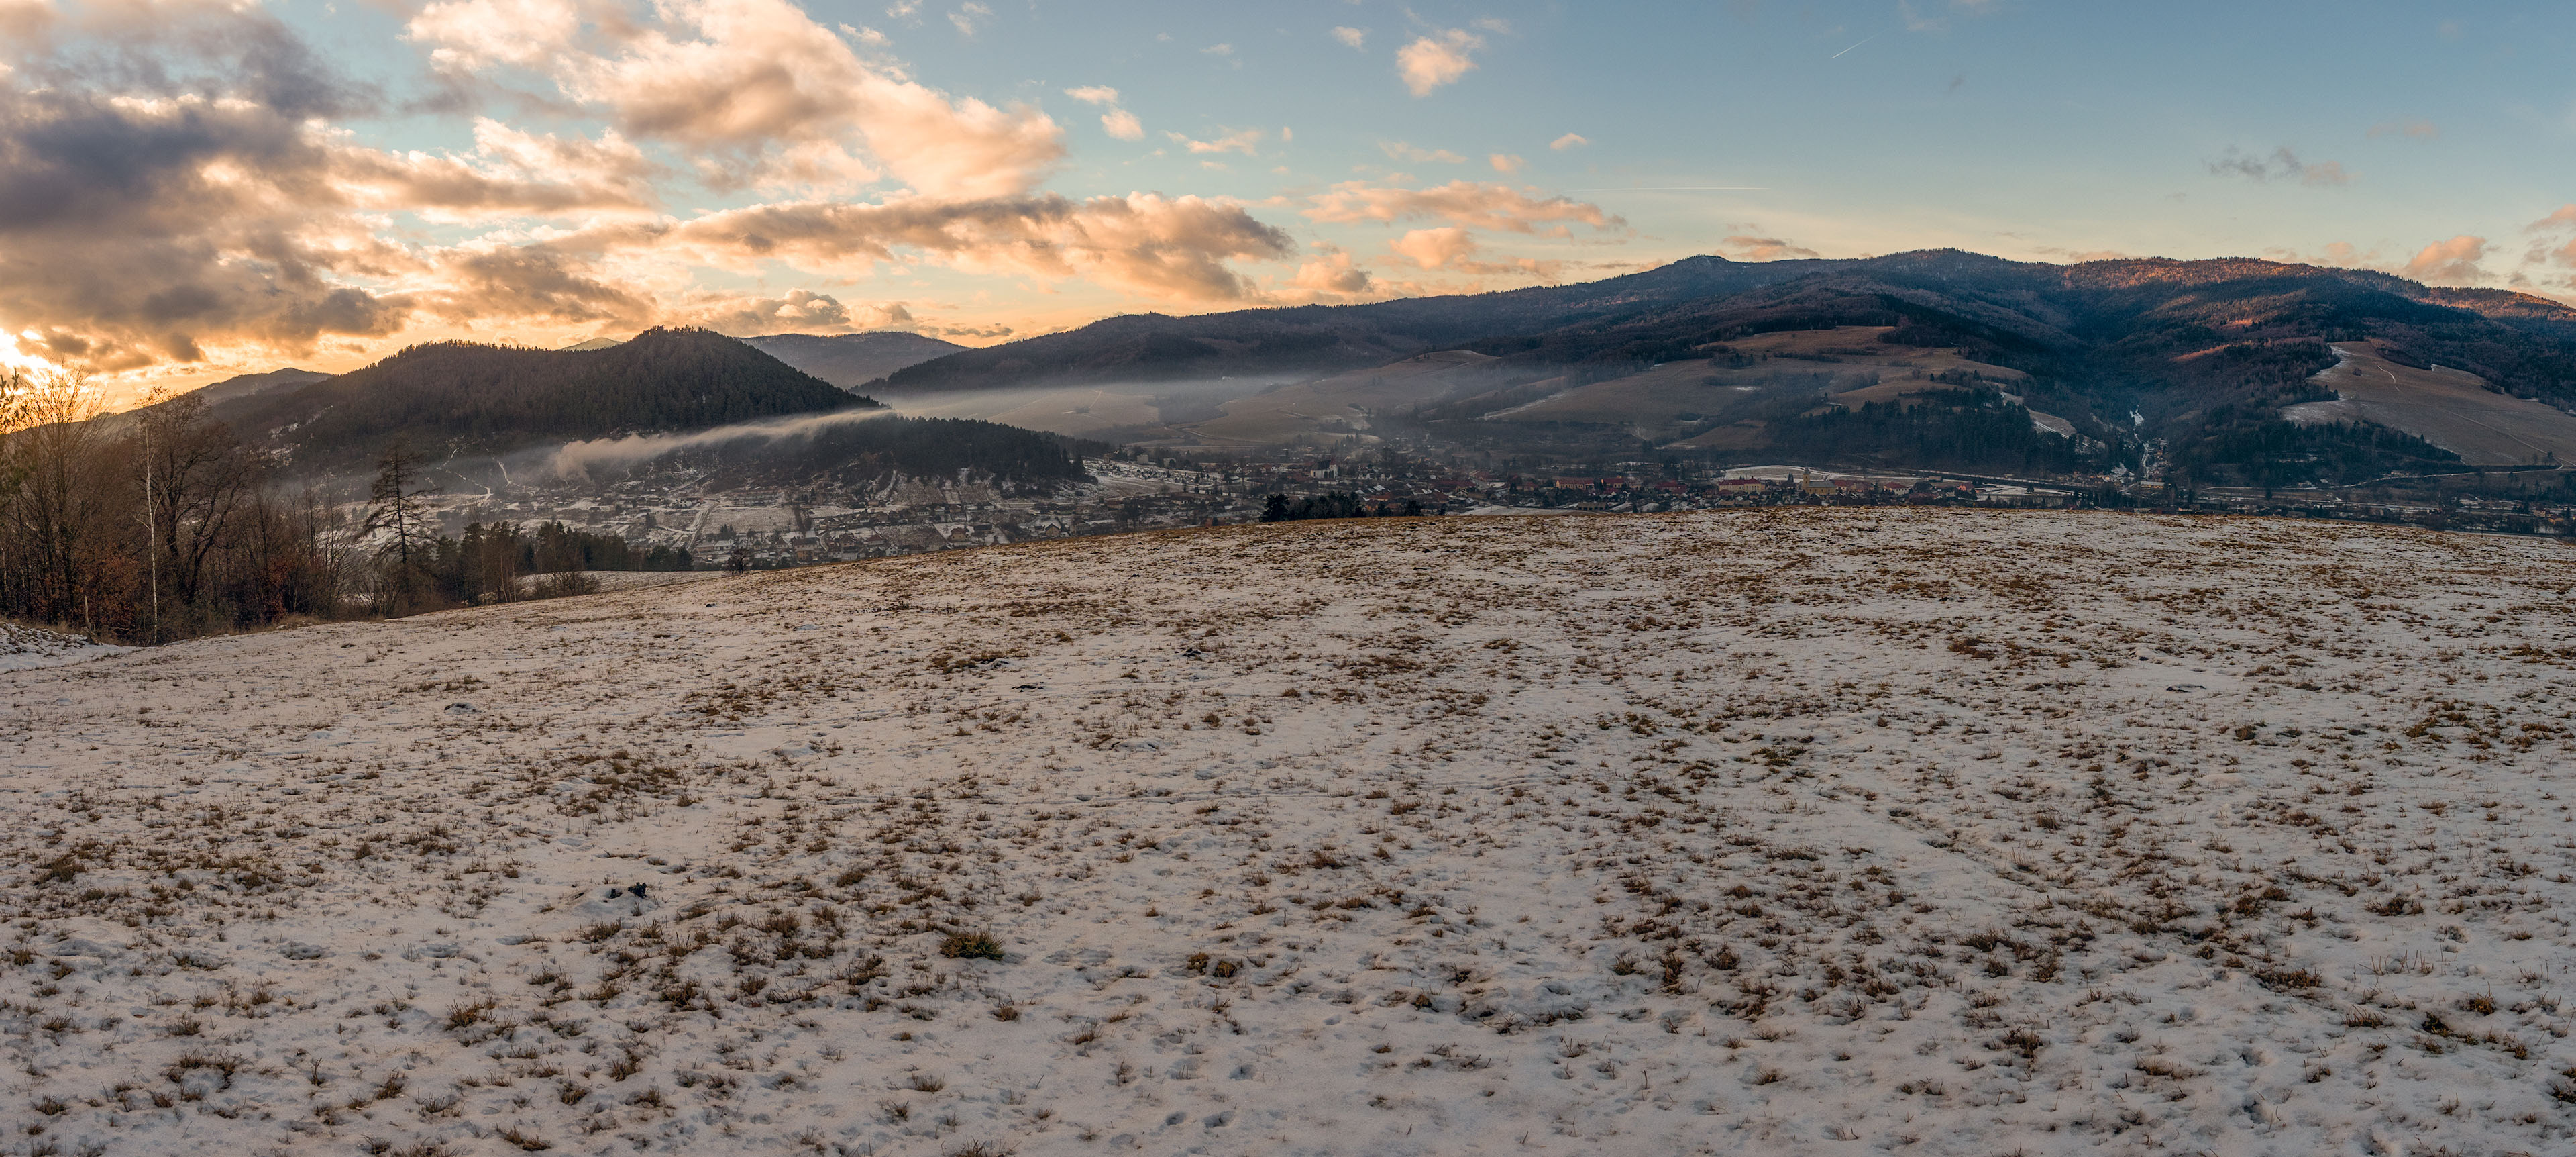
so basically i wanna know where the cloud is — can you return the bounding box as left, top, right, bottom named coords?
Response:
left=409, top=0, right=1066, bottom=197
left=1169, top=128, right=1262, bottom=155
left=1717, top=235, right=1819, bottom=261
left=677, top=288, right=912, bottom=334
left=1383, top=228, right=1562, bottom=280
left=2205, top=146, right=2353, bottom=187
left=0, top=0, right=56, bottom=49
left=653, top=192, right=1298, bottom=301
left=406, top=0, right=581, bottom=70
left=1389, top=226, right=1477, bottom=269
left=1489, top=153, right=1524, bottom=174
left=1379, top=140, right=1464, bottom=164
left=331, top=119, right=662, bottom=223
left=0, top=1, right=1308, bottom=381
left=0, top=16, right=417, bottom=368
left=947, top=1, right=987, bottom=37
left=2367, top=118, right=2438, bottom=140
left=427, top=245, right=655, bottom=328
left=2270, top=241, right=2380, bottom=270
left=1305, top=180, right=1622, bottom=234
left=2030, top=245, right=2141, bottom=262
left=1066, top=86, right=1144, bottom=140
left=2282, top=236, right=2494, bottom=286
left=2401, top=236, right=2488, bottom=285
left=2524, top=205, right=2576, bottom=234
left=1395, top=28, right=1482, bottom=96
left=1291, top=246, right=1371, bottom=294
left=1549, top=132, right=1587, bottom=151
left=1331, top=26, right=1365, bottom=50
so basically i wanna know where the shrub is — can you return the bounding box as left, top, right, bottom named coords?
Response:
left=939, top=932, right=1004, bottom=960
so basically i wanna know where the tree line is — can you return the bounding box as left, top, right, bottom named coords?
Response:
left=0, top=371, right=690, bottom=644
left=1, top=371, right=347, bottom=643
left=1260, top=493, right=1426, bottom=521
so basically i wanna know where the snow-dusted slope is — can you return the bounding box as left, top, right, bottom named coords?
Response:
left=4, top=510, right=2575, bottom=1156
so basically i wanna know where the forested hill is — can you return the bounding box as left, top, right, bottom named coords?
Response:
left=606, top=415, right=1102, bottom=491
left=213, top=328, right=871, bottom=475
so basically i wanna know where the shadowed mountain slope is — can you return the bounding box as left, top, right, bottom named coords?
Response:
left=212, top=328, right=871, bottom=475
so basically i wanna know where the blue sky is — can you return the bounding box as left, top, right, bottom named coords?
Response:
left=3, top=0, right=2571, bottom=395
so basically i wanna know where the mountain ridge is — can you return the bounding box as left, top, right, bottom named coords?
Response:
left=866, top=250, right=2576, bottom=485
left=211, top=327, right=871, bottom=476
left=186, top=366, right=332, bottom=407
left=872, top=250, right=2576, bottom=403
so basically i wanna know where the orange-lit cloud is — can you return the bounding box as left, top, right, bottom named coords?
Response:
left=1305, top=181, right=1621, bottom=234
left=1395, top=28, right=1482, bottom=97
left=409, top=0, right=1066, bottom=197
left=2401, top=236, right=2488, bottom=285
left=1717, top=235, right=1819, bottom=261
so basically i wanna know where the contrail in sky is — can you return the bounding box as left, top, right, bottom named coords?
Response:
left=1830, top=30, right=1886, bottom=59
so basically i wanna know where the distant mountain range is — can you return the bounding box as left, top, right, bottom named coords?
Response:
left=869, top=250, right=2576, bottom=485
left=543, top=331, right=964, bottom=389
left=172, top=254, right=2576, bottom=488
left=877, top=251, right=2576, bottom=401
left=209, top=328, right=869, bottom=476
left=742, top=332, right=965, bottom=389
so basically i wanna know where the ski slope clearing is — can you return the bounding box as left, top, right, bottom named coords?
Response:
left=5, top=510, right=2576, bottom=1156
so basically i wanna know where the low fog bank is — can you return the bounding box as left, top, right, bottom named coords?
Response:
left=545, top=408, right=900, bottom=480
left=877, top=373, right=1313, bottom=439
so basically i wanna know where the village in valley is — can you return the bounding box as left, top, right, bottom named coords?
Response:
left=417, top=447, right=2576, bottom=572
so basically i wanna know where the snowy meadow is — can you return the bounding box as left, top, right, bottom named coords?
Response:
left=3, top=509, right=2575, bottom=1157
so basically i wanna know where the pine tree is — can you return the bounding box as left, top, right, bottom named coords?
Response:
left=361, top=440, right=440, bottom=613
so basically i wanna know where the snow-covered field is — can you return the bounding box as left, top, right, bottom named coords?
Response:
left=5, top=509, right=2576, bottom=1156
left=0, top=625, right=133, bottom=672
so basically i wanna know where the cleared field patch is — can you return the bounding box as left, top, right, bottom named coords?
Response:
left=2292, top=341, right=2576, bottom=466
